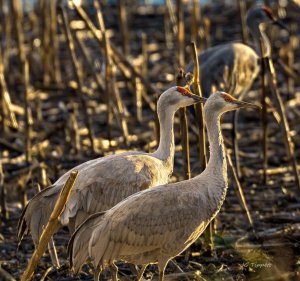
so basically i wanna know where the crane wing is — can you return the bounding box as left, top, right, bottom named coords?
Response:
left=18, top=152, right=169, bottom=243
left=68, top=212, right=106, bottom=273
left=89, top=182, right=208, bottom=267
left=60, top=153, right=168, bottom=230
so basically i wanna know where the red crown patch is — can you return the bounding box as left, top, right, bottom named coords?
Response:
left=262, top=6, right=275, bottom=20
left=177, top=86, right=193, bottom=97
left=220, top=92, right=237, bottom=103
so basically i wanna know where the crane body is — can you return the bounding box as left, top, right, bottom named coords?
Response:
left=69, top=92, right=260, bottom=281
left=187, top=42, right=259, bottom=97
left=17, top=86, right=204, bottom=246
left=187, top=6, right=285, bottom=97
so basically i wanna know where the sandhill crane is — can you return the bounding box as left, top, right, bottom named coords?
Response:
left=17, top=86, right=204, bottom=248
left=187, top=5, right=285, bottom=96
left=187, top=5, right=286, bottom=176
left=68, top=92, right=260, bottom=281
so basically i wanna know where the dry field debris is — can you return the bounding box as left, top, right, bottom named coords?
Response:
left=0, top=1, right=300, bottom=280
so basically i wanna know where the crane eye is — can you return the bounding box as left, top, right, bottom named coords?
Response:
left=176, top=86, right=192, bottom=97
left=220, top=92, right=237, bottom=103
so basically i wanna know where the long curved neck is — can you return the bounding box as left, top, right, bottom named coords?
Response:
left=191, top=106, right=228, bottom=220
left=251, top=23, right=271, bottom=58
left=203, top=109, right=227, bottom=178
left=152, top=107, right=175, bottom=163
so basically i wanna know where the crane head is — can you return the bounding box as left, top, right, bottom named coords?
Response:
left=262, top=6, right=288, bottom=31
left=246, top=6, right=288, bottom=33
left=157, top=86, right=206, bottom=111
left=205, top=91, right=261, bottom=113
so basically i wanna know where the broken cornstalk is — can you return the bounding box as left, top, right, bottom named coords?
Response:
left=190, top=42, right=206, bottom=171
left=72, top=4, right=157, bottom=112
left=176, top=0, right=191, bottom=180
left=21, top=171, right=78, bottom=281
left=58, top=5, right=96, bottom=154
left=12, top=0, right=31, bottom=162
left=265, top=56, right=300, bottom=191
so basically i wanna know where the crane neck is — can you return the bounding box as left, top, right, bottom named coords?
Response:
left=152, top=106, right=175, bottom=165
left=190, top=105, right=228, bottom=223
left=251, top=23, right=271, bottom=58
left=202, top=108, right=227, bottom=179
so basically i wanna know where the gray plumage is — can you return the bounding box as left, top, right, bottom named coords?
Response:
left=187, top=6, right=281, bottom=97
left=186, top=42, right=259, bottom=97
left=17, top=86, right=203, bottom=246
left=68, top=92, right=259, bottom=280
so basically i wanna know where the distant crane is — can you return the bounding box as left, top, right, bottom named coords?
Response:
left=187, top=5, right=287, bottom=176
left=17, top=86, right=204, bottom=250
left=68, top=92, right=260, bottom=281
left=187, top=5, right=286, bottom=96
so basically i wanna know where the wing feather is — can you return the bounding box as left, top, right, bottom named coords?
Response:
left=89, top=183, right=209, bottom=266
left=61, top=154, right=168, bottom=229
left=68, top=212, right=105, bottom=273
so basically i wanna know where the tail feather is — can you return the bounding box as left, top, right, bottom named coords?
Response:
left=89, top=223, right=111, bottom=269
left=68, top=211, right=106, bottom=273
left=17, top=203, right=29, bottom=241
left=17, top=185, right=59, bottom=245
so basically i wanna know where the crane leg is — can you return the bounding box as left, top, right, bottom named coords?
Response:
left=158, top=270, right=165, bottom=281
left=110, top=263, right=118, bottom=281
left=158, top=259, right=168, bottom=281
left=94, top=266, right=101, bottom=281
left=48, top=237, right=60, bottom=268
left=137, top=264, right=148, bottom=281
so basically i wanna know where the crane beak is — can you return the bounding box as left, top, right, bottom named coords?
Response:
left=273, top=19, right=289, bottom=32
left=233, top=100, right=261, bottom=110
left=191, top=94, right=207, bottom=103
